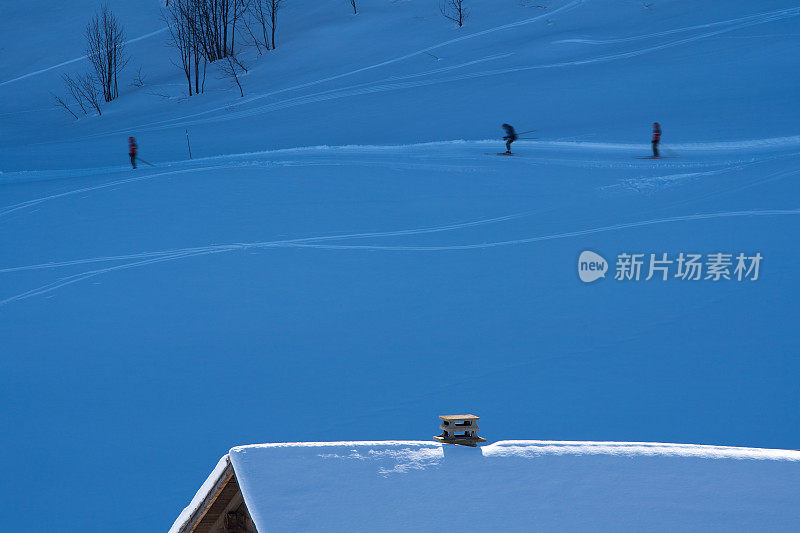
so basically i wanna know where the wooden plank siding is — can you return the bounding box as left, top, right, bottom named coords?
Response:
left=179, top=459, right=258, bottom=533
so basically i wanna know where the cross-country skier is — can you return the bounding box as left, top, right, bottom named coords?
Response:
left=651, top=122, right=661, bottom=158
left=128, top=137, right=138, bottom=169
left=502, top=123, right=518, bottom=154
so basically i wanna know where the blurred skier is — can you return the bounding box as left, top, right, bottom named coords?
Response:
left=128, top=136, right=138, bottom=169
left=502, top=123, right=518, bottom=154
left=651, top=122, right=661, bottom=158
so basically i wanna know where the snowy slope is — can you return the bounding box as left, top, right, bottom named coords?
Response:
left=3, top=0, right=800, bottom=170
left=1, top=1, right=800, bottom=532
left=171, top=440, right=800, bottom=532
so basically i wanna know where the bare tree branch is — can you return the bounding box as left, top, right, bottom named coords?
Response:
left=79, top=73, right=104, bottom=115
left=51, top=92, right=79, bottom=120
left=248, top=0, right=283, bottom=50
left=131, top=67, right=147, bottom=88
left=242, top=14, right=265, bottom=54
left=61, top=71, right=102, bottom=116
left=246, top=0, right=271, bottom=52
left=62, top=73, right=88, bottom=114
left=218, top=53, right=246, bottom=97
left=439, top=0, right=468, bottom=27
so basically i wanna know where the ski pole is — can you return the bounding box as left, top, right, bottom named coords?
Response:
left=516, top=129, right=536, bottom=135
left=136, top=157, right=155, bottom=167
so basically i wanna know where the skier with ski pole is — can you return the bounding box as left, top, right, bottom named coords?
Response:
left=128, top=136, right=138, bottom=169
left=502, top=123, right=518, bottom=154
left=128, top=136, right=155, bottom=167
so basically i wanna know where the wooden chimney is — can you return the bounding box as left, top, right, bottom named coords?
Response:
left=434, top=414, right=487, bottom=447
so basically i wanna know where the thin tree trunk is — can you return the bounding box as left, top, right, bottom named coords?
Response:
left=271, top=12, right=276, bottom=49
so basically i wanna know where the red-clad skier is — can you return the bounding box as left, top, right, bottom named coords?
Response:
left=651, top=122, right=661, bottom=158
left=128, top=137, right=138, bottom=169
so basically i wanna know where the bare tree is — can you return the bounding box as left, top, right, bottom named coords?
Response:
left=248, top=0, right=283, bottom=50
left=439, top=0, right=468, bottom=27
left=192, top=2, right=209, bottom=92
left=52, top=93, right=79, bottom=120
left=165, top=0, right=195, bottom=95
left=350, top=0, right=357, bottom=14
left=164, top=0, right=208, bottom=96
left=267, top=0, right=284, bottom=48
left=85, top=4, right=129, bottom=102
left=246, top=0, right=272, bottom=53
left=229, top=0, right=250, bottom=56
left=190, top=0, right=244, bottom=61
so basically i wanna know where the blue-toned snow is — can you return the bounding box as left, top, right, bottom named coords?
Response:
left=1, top=1, right=799, bottom=531
left=221, top=441, right=800, bottom=532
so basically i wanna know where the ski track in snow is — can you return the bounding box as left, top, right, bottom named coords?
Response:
left=0, top=28, right=168, bottom=88
left=128, top=0, right=585, bottom=132
left=2, top=139, right=798, bottom=220
left=552, top=6, right=800, bottom=45
left=276, top=209, right=800, bottom=251
left=208, top=6, right=800, bottom=127
left=0, top=210, right=541, bottom=275
left=105, top=5, right=800, bottom=133
left=604, top=151, right=800, bottom=193
left=0, top=164, right=241, bottom=219
left=29, top=4, right=799, bottom=146
left=8, top=135, right=800, bottom=182
left=11, top=3, right=798, bottom=145
left=2, top=208, right=798, bottom=306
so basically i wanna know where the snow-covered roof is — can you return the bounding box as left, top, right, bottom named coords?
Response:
left=171, top=440, right=800, bottom=532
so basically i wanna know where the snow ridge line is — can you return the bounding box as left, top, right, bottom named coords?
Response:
left=2, top=136, right=797, bottom=189
left=188, top=135, right=800, bottom=154
left=229, top=439, right=800, bottom=461
left=2, top=208, right=798, bottom=306
left=487, top=440, right=800, bottom=461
